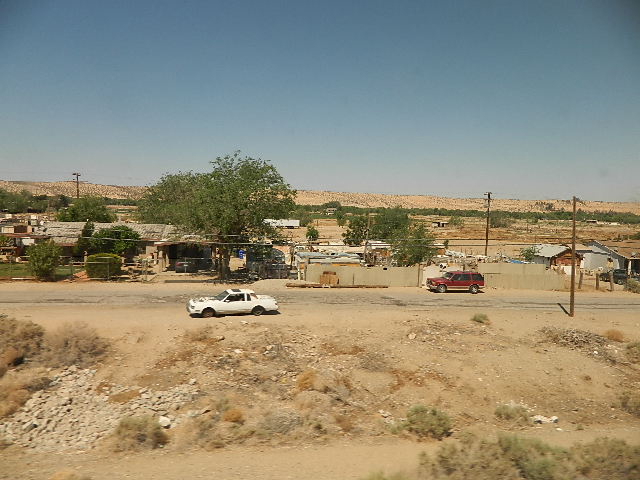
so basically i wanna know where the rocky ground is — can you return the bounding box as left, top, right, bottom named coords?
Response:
left=0, top=282, right=639, bottom=479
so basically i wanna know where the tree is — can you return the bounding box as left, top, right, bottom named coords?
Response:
left=57, top=197, right=115, bottom=222
left=27, top=240, right=61, bottom=280
left=520, top=246, right=539, bottom=262
left=390, top=223, right=436, bottom=266
left=342, top=214, right=369, bottom=246
left=370, top=207, right=410, bottom=240
left=490, top=212, right=513, bottom=228
left=0, top=235, right=12, bottom=247
left=335, top=210, right=347, bottom=227
left=138, top=152, right=296, bottom=277
left=73, top=221, right=95, bottom=257
left=90, top=225, right=140, bottom=256
left=306, top=225, right=319, bottom=242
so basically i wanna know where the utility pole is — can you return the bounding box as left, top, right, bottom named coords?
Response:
left=72, top=172, right=81, bottom=198
left=484, top=192, right=492, bottom=257
left=362, top=212, right=372, bottom=266
left=569, top=196, right=577, bottom=317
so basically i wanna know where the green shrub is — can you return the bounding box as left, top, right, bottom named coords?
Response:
left=572, top=437, right=640, bottom=480
left=112, top=416, right=168, bottom=451
left=402, top=405, right=451, bottom=440
left=497, top=434, right=572, bottom=479
left=27, top=240, right=61, bottom=280
left=495, top=404, right=529, bottom=424
left=471, top=313, right=490, bottom=324
left=85, top=253, right=122, bottom=279
left=626, top=279, right=640, bottom=294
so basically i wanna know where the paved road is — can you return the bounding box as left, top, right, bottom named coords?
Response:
left=1, top=282, right=639, bottom=311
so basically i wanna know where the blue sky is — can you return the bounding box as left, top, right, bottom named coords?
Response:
left=1, top=0, right=639, bottom=201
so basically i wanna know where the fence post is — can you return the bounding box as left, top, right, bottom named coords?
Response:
left=595, top=274, right=599, bottom=291
left=107, top=260, right=110, bottom=281
left=609, top=271, right=614, bottom=292
left=578, top=271, right=583, bottom=290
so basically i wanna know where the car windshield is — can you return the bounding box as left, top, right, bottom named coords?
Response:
left=213, top=291, right=228, bottom=301
left=442, top=272, right=453, bottom=279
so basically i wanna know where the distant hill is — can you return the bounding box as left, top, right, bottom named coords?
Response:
left=1, top=179, right=638, bottom=214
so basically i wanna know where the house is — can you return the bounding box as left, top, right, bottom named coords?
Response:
left=33, top=221, right=213, bottom=271
left=530, top=244, right=583, bottom=268
left=584, top=240, right=640, bottom=274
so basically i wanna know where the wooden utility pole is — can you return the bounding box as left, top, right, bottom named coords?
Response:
left=484, top=192, right=492, bottom=257
left=72, top=172, right=81, bottom=198
left=569, top=196, right=577, bottom=317
left=362, top=212, right=372, bottom=266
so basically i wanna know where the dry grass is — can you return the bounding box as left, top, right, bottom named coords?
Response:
left=334, top=414, right=355, bottom=433
left=112, top=416, right=168, bottom=451
left=296, top=369, right=317, bottom=391
left=494, top=404, right=529, bottom=424
left=603, top=329, right=624, bottom=342
left=0, top=315, right=44, bottom=373
left=222, top=407, right=245, bottom=424
left=619, top=391, right=640, bottom=417
left=626, top=342, right=640, bottom=363
left=470, top=313, right=490, bottom=324
left=0, top=369, right=50, bottom=418
left=258, top=409, right=302, bottom=435
left=184, top=325, right=214, bottom=342
left=42, top=322, right=109, bottom=367
left=626, top=278, right=640, bottom=294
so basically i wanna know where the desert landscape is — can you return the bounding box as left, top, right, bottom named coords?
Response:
left=2, top=180, right=639, bottom=214
left=1, top=280, right=639, bottom=479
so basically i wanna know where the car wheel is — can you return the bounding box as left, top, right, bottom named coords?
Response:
left=469, top=284, right=479, bottom=294
left=201, top=308, right=215, bottom=318
left=436, top=284, right=447, bottom=293
left=252, top=306, right=265, bottom=316
left=615, top=279, right=624, bottom=285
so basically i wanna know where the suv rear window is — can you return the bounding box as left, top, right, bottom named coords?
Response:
left=472, top=273, right=483, bottom=281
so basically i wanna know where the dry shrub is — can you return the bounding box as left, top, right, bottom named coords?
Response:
left=471, top=313, right=490, bottom=324
left=182, top=414, right=226, bottom=450
left=0, top=370, right=50, bottom=418
left=603, top=329, right=624, bottom=342
left=626, top=342, right=640, bottom=363
left=222, top=407, right=245, bottom=424
left=626, top=279, right=640, bottom=294
left=495, top=404, right=530, bottom=424
left=49, top=471, right=92, bottom=480
left=0, top=315, right=45, bottom=371
left=359, top=352, right=389, bottom=372
left=112, top=416, right=168, bottom=451
left=296, top=369, right=317, bottom=391
left=43, top=322, right=109, bottom=367
left=334, top=414, right=355, bottom=433
left=108, top=390, right=140, bottom=403
left=366, top=435, right=640, bottom=480
left=258, top=409, right=301, bottom=435
left=619, top=391, right=640, bottom=417
left=402, top=405, right=451, bottom=440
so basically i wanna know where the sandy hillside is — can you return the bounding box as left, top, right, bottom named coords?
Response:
left=2, top=180, right=638, bottom=214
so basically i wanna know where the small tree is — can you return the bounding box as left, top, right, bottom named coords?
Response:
left=391, top=223, right=436, bottom=266
left=27, top=240, right=61, bottom=280
left=520, top=245, right=539, bottom=262
left=73, top=221, right=95, bottom=257
left=306, top=225, right=319, bottom=242
left=343, top=215, right=369, bottom=246
left=57, top=197, right=115, bottom=222
left=90, top=226, right=140, bottom=256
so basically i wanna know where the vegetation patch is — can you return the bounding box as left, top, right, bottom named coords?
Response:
left=42, top=322, right=109, bottom=368
left=626, top=342, right=640, bottom=363
left=470, top=313, right=490, bottom=324
left=85, top=253, right=122, bottom=279
left=603, top=329, right=624, bottom=342
left=495, top=404, right=530, bottom=424
left=626, top=279, right=640, bottom=294
left=366, top=435, right=640, bottom=480
left=0, top=315, right=45, bottom=372
left=401, top=405, right=451, bottom=440
left=112, top=416, right=168, bottom=451
left=619, top=391, right=640, bottom=417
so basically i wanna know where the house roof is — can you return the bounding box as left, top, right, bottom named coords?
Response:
left=593, top=240, right=640, bottom=260
left=33, top=222, right=187, bottom=246
left=533, top=244, right=570, bottom=258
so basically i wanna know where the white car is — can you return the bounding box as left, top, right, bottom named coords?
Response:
left=187, top=288, right=279, bottom=318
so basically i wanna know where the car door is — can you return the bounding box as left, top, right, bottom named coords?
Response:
left=450, top=273, right=465, bottom=289
left=221, top=293, right=243, bottom=314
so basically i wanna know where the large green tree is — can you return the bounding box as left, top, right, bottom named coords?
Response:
left=138, top=152, right=296, bottom=277
left=57, top=197, right=116, bottom=222
left=342, top=214, right=369, bottom=246
left=390, top=223, right=436, bottom=266
left=370, top=207, right=410, bottom=240
left=90, top=225, right=140, bottom=256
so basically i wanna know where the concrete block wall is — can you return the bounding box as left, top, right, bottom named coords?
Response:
left=478, top=263, right=565, bottom=290
left=305, top=264, right=421, bottom=287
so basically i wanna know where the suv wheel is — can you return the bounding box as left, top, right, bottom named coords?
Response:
left=436, top=284, right=447, bottom=293
left=469, top=284, right=479, bottom=294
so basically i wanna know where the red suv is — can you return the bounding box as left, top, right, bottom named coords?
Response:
left=427, top=271, right=484, bottom=294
